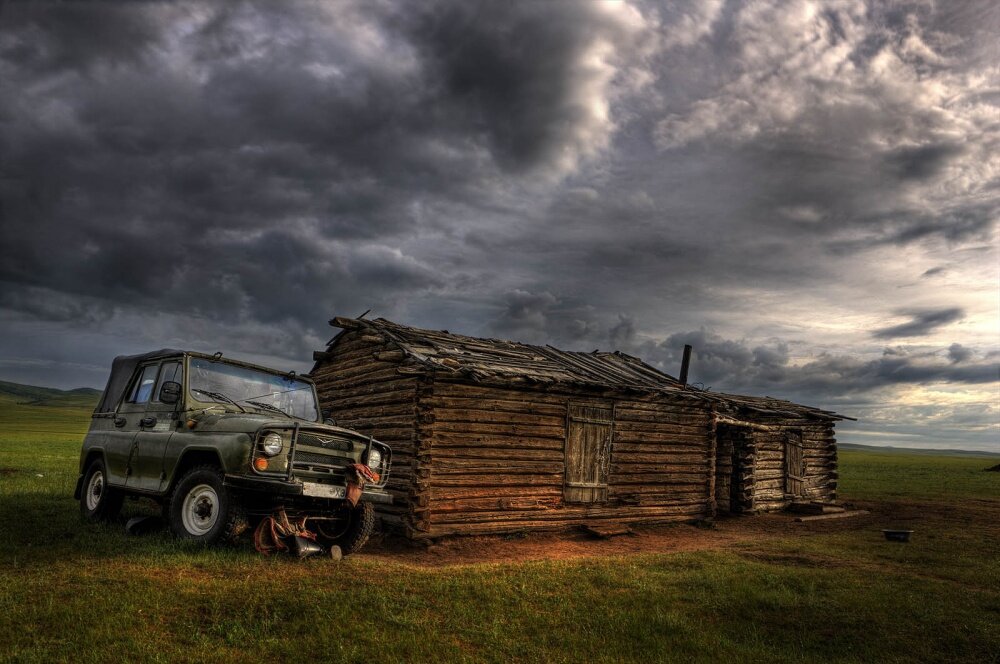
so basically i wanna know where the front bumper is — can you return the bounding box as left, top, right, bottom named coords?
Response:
left=223, top=474, right=392, bottom=504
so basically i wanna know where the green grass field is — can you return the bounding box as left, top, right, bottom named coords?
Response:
left=0, top=387, right=997, bottom=663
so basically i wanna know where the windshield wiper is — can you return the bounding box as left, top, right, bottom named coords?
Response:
left=191, top=388, right=246, bottom=413
left=244, top=400, right=290, bottom=418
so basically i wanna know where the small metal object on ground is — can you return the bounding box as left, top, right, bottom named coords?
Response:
left=328, top=545, right=343, bottom=561
left=581, top=524, right=634, bottom=539
left=882, top=529, right=914, bottom=542
left=794, top=510, right=869, bottom=522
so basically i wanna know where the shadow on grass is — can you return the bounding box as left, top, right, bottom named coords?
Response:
left=0, top=491, right=262, bottom=567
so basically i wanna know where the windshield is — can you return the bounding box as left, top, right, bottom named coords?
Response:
left=188, top=357, right=319, bottom=421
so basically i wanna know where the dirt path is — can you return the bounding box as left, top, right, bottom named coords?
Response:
left=361, top=497, right=1000, bottom=568
left=361, top=508, right=881, bottom=568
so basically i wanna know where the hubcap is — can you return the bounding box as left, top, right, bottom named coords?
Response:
left=181, top=483, right=219, bottom=536
left=85, top=470, right=104, bottom=511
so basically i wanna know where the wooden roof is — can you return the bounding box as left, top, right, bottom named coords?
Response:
left=321, top=316, right=848, bottom=421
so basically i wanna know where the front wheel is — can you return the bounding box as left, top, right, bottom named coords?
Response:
left=167, top=466, right=246, bottom=545
left=316, top=501, right=376, bottom=555
left=79, top=458, right=124, bottom=522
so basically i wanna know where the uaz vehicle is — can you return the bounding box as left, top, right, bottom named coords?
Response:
left=75, top=349, right=391, bottom=553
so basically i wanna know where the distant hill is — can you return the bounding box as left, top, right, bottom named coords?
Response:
left=0, top=380, right=101, bottom=409
left=840, top=442, right=1000, bottom=458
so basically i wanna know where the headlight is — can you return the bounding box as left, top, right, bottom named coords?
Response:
left=367, top=448, right=382, bottom=472
left=261, top=432, right=283, bottom=457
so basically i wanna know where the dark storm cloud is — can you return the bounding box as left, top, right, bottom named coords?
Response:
left=948, top=343, right=973, bottom=364
left=633, top=330, right=999, bottom=401
left=884, top=143, right=965, bottom=181
left=0, top=0, right=649, bottom=345
left=872, top=308, right=964, bottom=339
left=0, top=1, right=996, bottom=450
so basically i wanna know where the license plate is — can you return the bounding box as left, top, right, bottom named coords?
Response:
left=301, top=482, right=346, bottom=499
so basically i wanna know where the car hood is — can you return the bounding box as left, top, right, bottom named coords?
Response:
left=187, top=411, right=372, bottom=441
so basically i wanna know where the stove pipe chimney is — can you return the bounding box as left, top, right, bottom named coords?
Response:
left=679, top=344, right=692, bottom=385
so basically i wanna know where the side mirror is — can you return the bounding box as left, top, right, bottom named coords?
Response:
left=322, top=410, right=336, bottom=426
left=159, top=381, right=182, bottom=404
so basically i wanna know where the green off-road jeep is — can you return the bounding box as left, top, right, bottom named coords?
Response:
left=75, top=349, right=391, bottom=554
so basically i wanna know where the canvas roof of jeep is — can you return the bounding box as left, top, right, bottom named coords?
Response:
left=94, top=349, right=185, bottom=415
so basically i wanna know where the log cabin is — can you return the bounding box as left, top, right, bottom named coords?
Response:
left=309, top=316, right=847, bottom=539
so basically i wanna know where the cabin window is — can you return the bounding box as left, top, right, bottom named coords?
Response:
left=784, top=430, right=805, bottom=496
left=127, top=365, right=160, bottom=404
left=564, top=402, right=613, bottom=503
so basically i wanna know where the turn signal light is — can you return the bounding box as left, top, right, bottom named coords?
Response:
left=186, top=419, right=197, bottom=429
left=253, top=457, right=269, bottom=471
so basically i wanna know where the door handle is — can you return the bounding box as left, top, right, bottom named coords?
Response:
left=140, top=416, right=157, bottom=428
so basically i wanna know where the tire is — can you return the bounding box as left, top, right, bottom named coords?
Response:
left=316, top=501, right=375, bottom=555
left=79, top=458, right=124, bottom=522
left=167, top=466, right=247, bottom=545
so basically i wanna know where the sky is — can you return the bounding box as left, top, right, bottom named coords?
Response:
left=1, top=1, right=997, bottom=451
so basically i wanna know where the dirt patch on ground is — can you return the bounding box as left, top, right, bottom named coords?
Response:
left=0, top=467, right=16, bottom=476
left=362, top=498, right=1000, bottom=568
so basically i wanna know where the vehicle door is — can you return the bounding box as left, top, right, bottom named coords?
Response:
left=106, top=363, right=160, bottom=486
left=133, top=360, right=183, bottom=492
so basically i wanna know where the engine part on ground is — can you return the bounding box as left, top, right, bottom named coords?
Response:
left=253, top=507, right=318, bottom=556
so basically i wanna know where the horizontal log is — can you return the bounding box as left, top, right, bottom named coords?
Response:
left=612, top=452, right=707, bottom=465
left=316, top=366, right=401, bottom=390
left=426, top=446, right=564, bottom=461
left=611, top=473, right=708, bottom=485
left=430, top=496, right=564, bottom=514
left=614, top=420, right=711, bottom=435
left=611, top=462, right=709, bottom=474
left=329, top=403, right=415, bottom=421
left=316, top=377, right=418, bottom=400
left=428, top=501, right=710, bottom=525
left=432, top=459, right=563, bottom=474
left=430, top=485, right=564, bottom=501
left=430, top=421, right=566, bottom=439
left=430, top=473, right=564, bottom=487
left=614, top=430, right=709, bottom=445
left=322, top=388, right=417, bottom=410
left=430, top=407, right=566, bottom=428
left=423, top=396, right=568, bottom=418
left=611, top=442, right=708, bottom=454
left=423, top=513, right=701, bottom=538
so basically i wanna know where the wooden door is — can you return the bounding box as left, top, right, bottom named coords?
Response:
left=785, top=431, right=805, bottom=496
left=564, top=403, right=613, bottom=503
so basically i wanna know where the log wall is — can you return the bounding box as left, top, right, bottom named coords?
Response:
left=747, top=419, right=838, bottom=512
left=310, top=330, right=422, bottom=535
left=419, top=381, right=715, bottom=538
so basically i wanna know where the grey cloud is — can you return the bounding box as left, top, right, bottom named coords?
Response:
left=633, top=330, right=998, bottom=403
left=0, top=1, right=996, bottom=451
left=948, top=343, right=973, bottom=364
left=872, top=308, right=965, bottom=339
left=884, top=143, right=965, bottom=181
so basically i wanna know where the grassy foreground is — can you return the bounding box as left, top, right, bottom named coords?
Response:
left=0, top=394, right=998, bottom=663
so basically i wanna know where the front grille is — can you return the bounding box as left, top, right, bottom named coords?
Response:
left=295, top=450, right=342, bottom=466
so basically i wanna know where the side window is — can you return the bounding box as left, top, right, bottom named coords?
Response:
left=153, top=361, right=181, bottom=403
left=128, top=365, right=160, bottom=404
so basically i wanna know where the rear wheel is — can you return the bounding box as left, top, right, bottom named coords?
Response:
left=79, top=458, right=124, bottom=522
left=167, top=466, right=247, bottom=545
left=316, top=501, right=375, bottom=555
